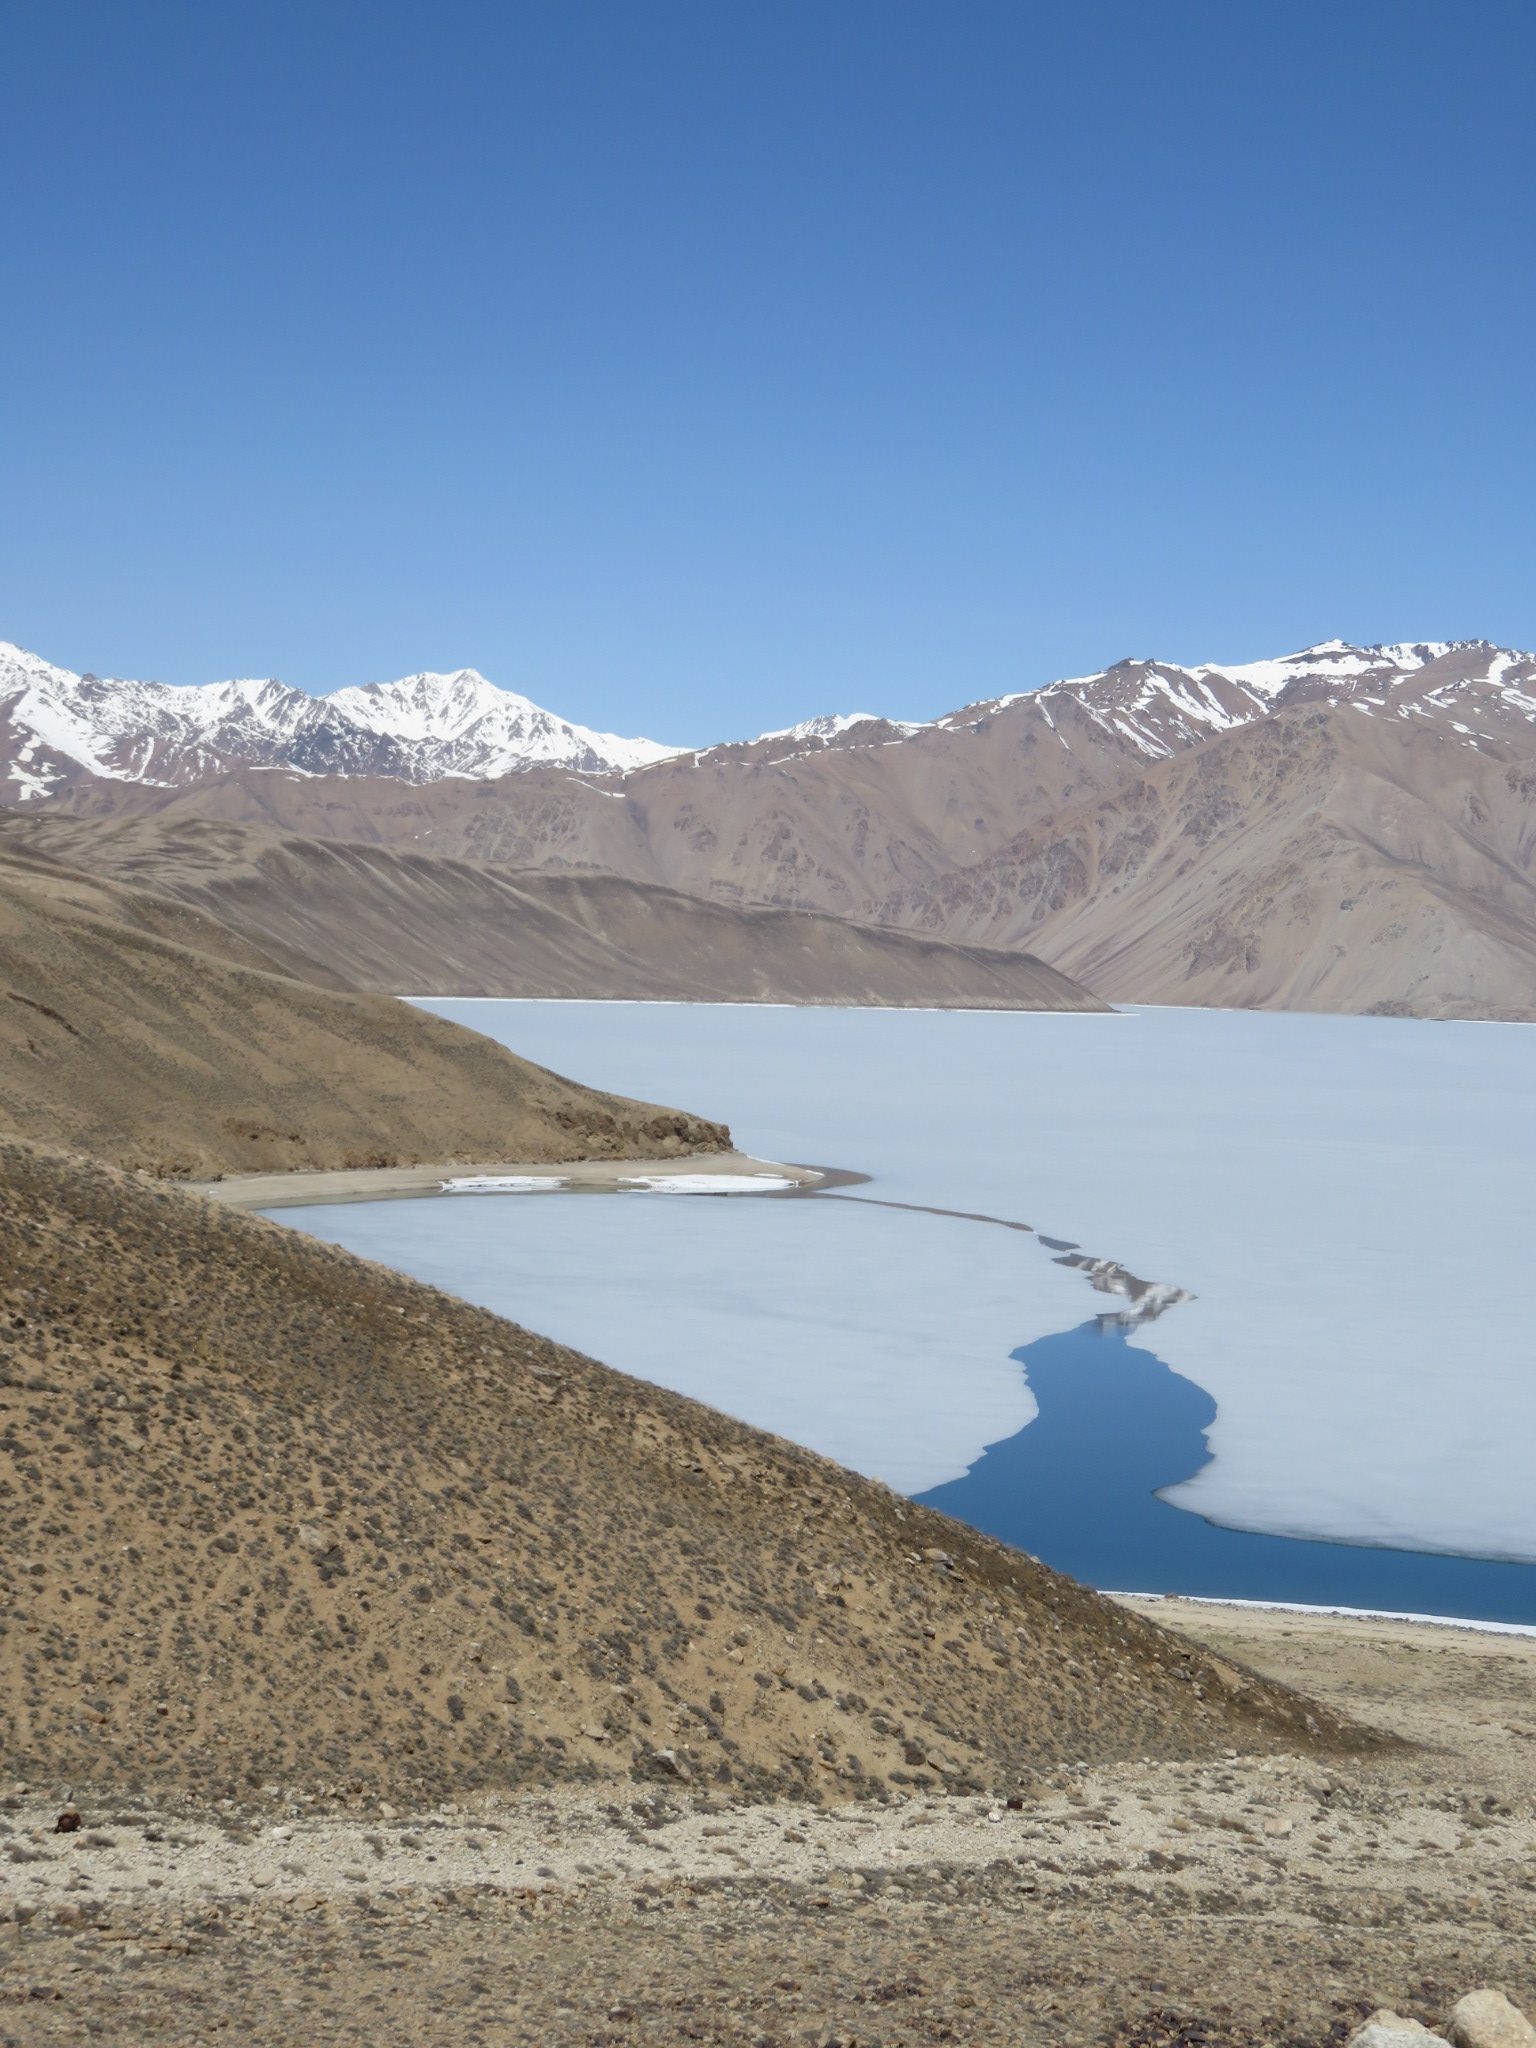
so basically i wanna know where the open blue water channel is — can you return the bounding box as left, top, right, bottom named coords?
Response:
left=917, top=1320, right=1536, bottom=1624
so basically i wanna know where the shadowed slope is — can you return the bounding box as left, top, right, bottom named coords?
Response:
left=0, top=815, right=1107, bottom=1010
left=0, top=1142, right=1373, bottom=1808
left=0, top=847, right=726, bottom=1178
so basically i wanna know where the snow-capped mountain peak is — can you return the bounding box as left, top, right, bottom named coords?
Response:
left=1204, top=639, right=1461, bottom=696
left=329, top=669, right=518, bottom=741
left=326, top=667, right=677, bottom=774
left=757, top=712, right=881, bottom=742
left=923, top=641, right=1536, bottom=766
left=750, top=711, right=930, bottom=746
left=0, top=643, right=680, bottom=801
left=5, top=635, right=1533, bottom=808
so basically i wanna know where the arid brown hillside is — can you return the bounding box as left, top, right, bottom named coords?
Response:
left=0, top=847, right=725, bottom=1178
left=0, top=1140, right=1367, bottom=1807
left=0, top=814, right=1106, bottom=1009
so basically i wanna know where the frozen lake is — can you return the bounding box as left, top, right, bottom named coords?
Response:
left=272, top=1001, right=1536, bottom=1613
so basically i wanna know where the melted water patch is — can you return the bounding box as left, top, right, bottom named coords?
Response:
left=916, top=1323, right=1536, bottom=1625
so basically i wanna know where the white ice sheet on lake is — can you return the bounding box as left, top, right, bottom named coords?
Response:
left=296, top=1002, right=1535, bottom=1563
left=279, top=1191, right=1080, bottom=1494
left=619, top=1173, right=802, bottom=1193
left=442, top=1175, right=571, bottom=1193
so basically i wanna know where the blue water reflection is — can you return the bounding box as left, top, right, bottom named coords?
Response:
left=916, top=1323, right=1536, bottom=1625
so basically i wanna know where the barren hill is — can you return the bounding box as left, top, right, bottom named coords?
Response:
left=0, top=815, right=1106, bottom=1009
left=27, top=637, right=1536, bottom=1018
left=0, top=1139, right=1365, bottom=1807
left=48, top=642, right=1536, bottom=1018
left=0, top=845, right=725, bottom=1178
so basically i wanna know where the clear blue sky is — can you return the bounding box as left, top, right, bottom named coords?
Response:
left=4, top=1, right=1533, bottom=741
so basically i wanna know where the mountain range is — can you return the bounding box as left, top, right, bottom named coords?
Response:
left=7, top=636, right=1535, bottom=800
left=0, top=641, right=679, bottom=800
left=6, top=635, right=1536, bottom=1017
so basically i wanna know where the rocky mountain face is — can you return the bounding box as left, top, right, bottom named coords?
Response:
left=0, top=642, right=679, bottom=801
left=15, top=637, right=1536, bottom=1017
left=875, top=705, right=1536, bottom=1018
left=932, top=639, right=1536, bottom=761
left=16, top=636, right=1532, bottom=808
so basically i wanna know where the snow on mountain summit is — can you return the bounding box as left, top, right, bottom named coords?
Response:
left=4, top=635, right=1533, bottom=806
left=328, top=669, right=518, bottom=743
left=328, top=668, right=679, bottom=774
left=0, top=644, right=679, bottom=801
left=932, top=640, right=1536, bottom=764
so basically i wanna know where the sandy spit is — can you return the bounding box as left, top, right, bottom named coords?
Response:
left=192, top=1148, right=824, bottom=1208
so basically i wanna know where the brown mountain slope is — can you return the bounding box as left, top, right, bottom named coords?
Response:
left=0, top=1138, right=1367, bottom=1806
left=53, top=683, right=1536, bottom=1020
left=0, top=848, right=725, bottom=1178
left=52, top=688, right=1147, bottom=913
left=873, top=707, right=1536, bottom=1017
left=0, top=814, right=1106, bottom=1009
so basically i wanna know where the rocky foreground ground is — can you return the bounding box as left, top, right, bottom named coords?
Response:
left=4, top=1602, right=1534, bottom=2047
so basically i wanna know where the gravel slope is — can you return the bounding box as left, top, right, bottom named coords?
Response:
left=0, top=1140, right=1365, bottom=1815
left=0, top=814, right=1109, bottom=1010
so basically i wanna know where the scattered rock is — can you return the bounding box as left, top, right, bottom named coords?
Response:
left=1449, top=1991, right=1536, bottom=2048
left=1348, top=2012, right=1448, bottom=2048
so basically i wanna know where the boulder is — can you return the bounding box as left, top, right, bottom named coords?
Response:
left=1348, top=2015, right=1449, bottom=2048
left=1448, top=1991, right=1536, bottom=2048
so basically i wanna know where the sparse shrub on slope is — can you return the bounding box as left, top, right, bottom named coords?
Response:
left=0, top=1142, right=1377, bottom=1807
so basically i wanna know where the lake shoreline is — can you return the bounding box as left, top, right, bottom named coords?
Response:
left=1118, top=1590, right=1536, bottom=1639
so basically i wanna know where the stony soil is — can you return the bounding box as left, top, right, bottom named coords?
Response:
left=2, top=1603, right=1533, bottom=2045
